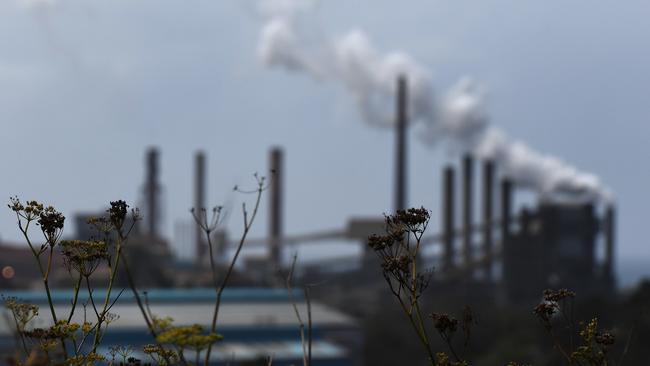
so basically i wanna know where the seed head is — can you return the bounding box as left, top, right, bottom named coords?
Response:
left=38, top=206, right=65, bottom=245
left=431, top=313, right=459, bottom=335
left=108, top=200, right=129, bottom=229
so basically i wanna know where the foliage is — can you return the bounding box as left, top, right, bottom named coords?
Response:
left=1, top=193, right=640, bottom=366
left=367, top=207, right=626, bottom=366
left=2, top=174, right=267, bottom=366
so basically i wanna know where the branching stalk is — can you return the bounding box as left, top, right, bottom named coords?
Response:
left=204, top=182, right=265, bottom=365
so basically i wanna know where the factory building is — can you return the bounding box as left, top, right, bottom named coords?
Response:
left=0, top=288, right=360, bottom=366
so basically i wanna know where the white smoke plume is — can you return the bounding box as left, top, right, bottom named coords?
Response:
left=476, top=128, right=613, bottom=202
left=15, top=0, right=56, bottom=10
left=257, top=0, right=613, bottom=203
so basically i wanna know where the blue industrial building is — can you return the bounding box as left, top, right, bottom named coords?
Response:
left=0, top=288, right=360, bottom=365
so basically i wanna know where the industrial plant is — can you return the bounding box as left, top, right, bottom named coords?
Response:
left=0, top=75, right=623, bottom=365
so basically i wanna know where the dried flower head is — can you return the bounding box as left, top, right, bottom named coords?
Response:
left=8, top=197, right=44, bottom=221
left=109, top=345, right=135, bottom=363
left=3, top=297, right=39, bottom=330
left=395, top=207, right=430, bottom=230
left=156, top=324, right=222, bottom=351
left=65, top=352, right=105, bottom=366
left=367, top=234, right=394, bottom=251
left=126, top=357, right=144, bottom=365
left=60, top=240, right=109, bottom=276
left=87, top=216, right=113, bottom=236
left=81, top=321, right=93, bottom=333
left=37, top=206, right=65, bottom=245
left=8, top=197, right=25, bottom=213
left=431, top=313, right=459, bottom=336
left=104, top=312, right=119, bottom=325
left=108, top=200, right=128, bottom=229
left=381, top=255, right=411, bottom=274
left=22, top=320, right=80, bottom=340
left=143, top=343, right=179, bottom=364
left=595, top=331, right=615, bottom=346
left=533, top=302, right=558, bottom=323
left=435, top=352, right=469, bottom=366
left=543, top=288, right=576, bottom=302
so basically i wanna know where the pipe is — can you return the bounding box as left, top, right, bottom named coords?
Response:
left=462, top=154, right=473, bottom=268
left=604, top=205, right=616, bottom=281
left=443, top=166, right=455, bottom=272
left=482, top=160, right=494, bottom=280
left=394, top=75, right=408, bottom=212
left=145, top=147, right=160, bottom=237
left=269, top=147, right=283, bottom=269
left=500, top=178, right=513, bottom=243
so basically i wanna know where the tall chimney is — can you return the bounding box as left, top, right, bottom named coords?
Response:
left=269, top=147, right=283, bottom=270
left=213, top=229, right=229, bottom=263
left=194, top=151, right=206, bottom=264
left=394, top=75, right=408, bottom=212
left=462, top=154, right=474, bottom=268
left=481, top=160, right=495, bottom=280
left=604, top=205, right=616, bottom=282
left=145, top=147, right=160, bottom=237
left=500, top=178, right=513, bottom=243
left=442, top=166, right=455, bottom=272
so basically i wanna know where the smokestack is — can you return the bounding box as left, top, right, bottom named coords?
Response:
left=213, top=229, right=228, bottom=263
left=269, top=147, right=283, bottom=270
left=500, top=178, right=513, bottom=242
left=604, top=205, right=616, bottom=282
left=462, top=154, right=473, bottom=268
left=394, top=75, right=408, bottom=212
left=482, top=160, right=495, bottom=280
left=145, top=147, right=160, bottom=237
left=442, top=166, right=455, bottom=272
left=194, top=151, right=206, bottom=264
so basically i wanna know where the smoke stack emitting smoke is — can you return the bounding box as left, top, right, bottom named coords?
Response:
left=257, top=0, right=613, bottom=204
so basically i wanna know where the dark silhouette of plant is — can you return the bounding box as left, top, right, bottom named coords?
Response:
left=534, top=289, right=617, bottom=366
left=191, top=172, right=268, bottom=366
left=367, top=206, right=564, bottom=366
left=283, top=253, right=313, bottom=366
left=5, top=198, right=140, bottom=364
left=368, top=207, right=475, bottom=365
left=3, top=193, right=639, bottom=366
left=2, top=170, right=271, bottom=366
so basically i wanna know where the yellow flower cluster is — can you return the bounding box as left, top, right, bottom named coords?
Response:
left=156, top=324, right=222, bottom=351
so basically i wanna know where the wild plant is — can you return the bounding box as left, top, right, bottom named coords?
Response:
left=189, top=172, right=267, bottom=365
left=2, top=171, right=270, bottom=366
left=5, top=198, right=139, bottom=364
left=367, top=207, right=474, bottom=365
left=534, top=289, right=617, bottom=366
left=284, top=254, right=313, bottom=366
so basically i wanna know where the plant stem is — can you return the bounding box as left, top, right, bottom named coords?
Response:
left=43, top=245, right=69, bottom=358
left=413, top=301, right=434, bottom=360
left=119, top=252, right=155, bottom=337
left=119, top=253, right=178, bottom=366
left=306, top=286, right=312, bottom=366
left=67, top=275, right=83, bottom=323
left=10, top=312, right=29, bottom=355
left=91, top=242, right=122, bottom=352
left=204, top=184, right=264, bottom=365
left=394, top=294, right=434, bottom=365
left=206, top=232, right=218, bottom=289
left=19, top=223, right=60, bottom=327
left=44, top=246, right=58, bottom=323
left=286, top=254, right=308, bottom=366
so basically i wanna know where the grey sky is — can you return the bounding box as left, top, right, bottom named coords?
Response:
left=1, top=1, right=649, bottom=270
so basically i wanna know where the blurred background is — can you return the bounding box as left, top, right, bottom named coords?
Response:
left=1, top=0, right=650, bottom=365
